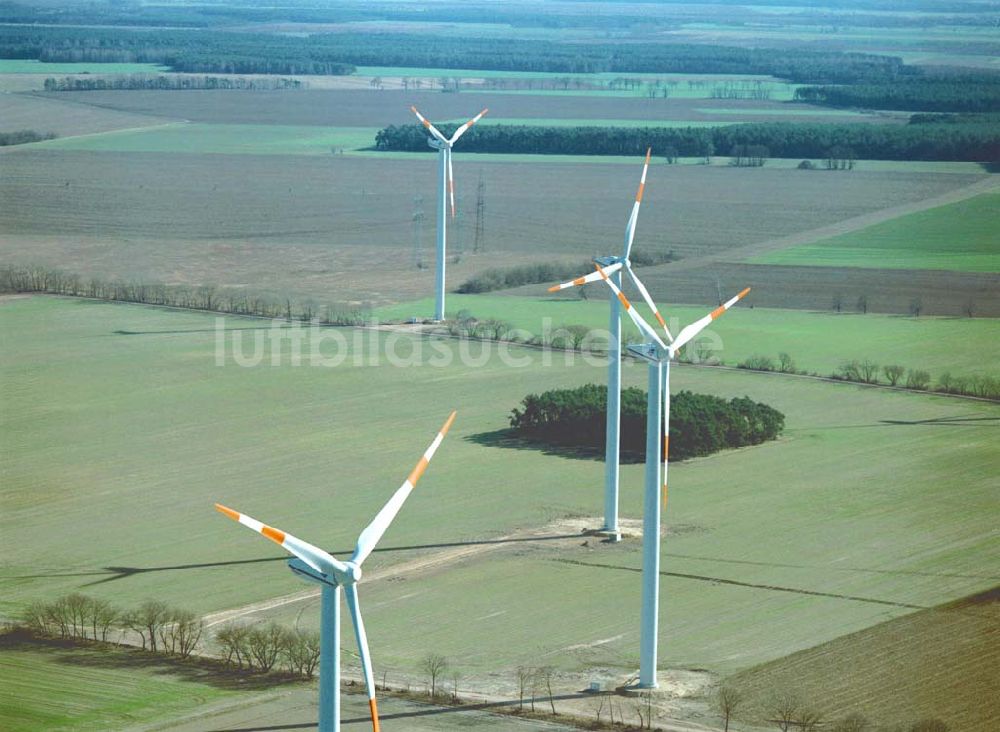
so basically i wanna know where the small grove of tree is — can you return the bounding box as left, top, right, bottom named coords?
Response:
left=510, top=384, right=785, bottom=460
left=729, top=144, right=769, bottom=167
left=837, top=359, right=881, bottom=384
left=420, top=652, right=449, bottom=698
left=214, top=622, right=320, bottom=677
left=0, top=129, right=56, bottom=146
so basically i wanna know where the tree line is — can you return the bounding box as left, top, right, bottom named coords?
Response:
left=376, top=120, right=1000, bottom=163
left=736, top=352, right=999, bottom=401
left=794, top=76, right=1000, bottom=113
left=0, top=129, right=56, bottom=146
left=509, top=384, right=785, bottom=460
left=43, top=75, right=306, bottom=92
left=0, top=265, right=368, bottom=326
left=456, top=250, right=675, bottom=294
left=19, top=592, right=322, bottom=678
left=0, top=25, right=908, bottom=83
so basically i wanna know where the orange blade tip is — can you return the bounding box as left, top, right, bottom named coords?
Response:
left=215, top=504, right=240, bottom=521
left=738, top=286, right=751, bottom=299
left=369, top=698, right=380, bottom=731
left=645, top=148, right=652, bottom=162
left=547, top=285, right=560, bottom=292
left=441, top=411, right=458, bottom=435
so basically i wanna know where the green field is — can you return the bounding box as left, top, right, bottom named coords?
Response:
left=375, top=295, right=1000, bottom=379
left=1, top=297, right=997, bottom=689
left=0, top=60, right=168, bottom=74
left=0, top=640, right=234, bottom=731
left=752, top=192, right=1000, bottom=273
left=32, top=123, right=379, bottom=155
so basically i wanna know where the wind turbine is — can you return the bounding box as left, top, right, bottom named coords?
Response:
left=547, top=149, right=662, bottom=541
left=595, top=264, right=750, bottom=687
left=214, top=411, right=457, bottom=732
left=410, top=105, right=488, bottom=321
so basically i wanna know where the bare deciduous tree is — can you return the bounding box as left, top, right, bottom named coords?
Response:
left=515, top=666, right=534, bottom=711
left=537, top=666, right=557, bottom=714
left=421, top=653, right=449, bottom=698
left=883, top=364, right=905, bottom=386
left=717, top=685, right=744, bottom=732
left=769, top=690, right=802, bottom=731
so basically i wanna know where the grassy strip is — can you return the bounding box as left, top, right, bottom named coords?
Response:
left=751, top=192, right=1000, bottom=273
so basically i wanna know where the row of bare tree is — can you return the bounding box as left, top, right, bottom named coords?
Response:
left=215, top=622, right=321, bottom=677
left=0, top=265, right=368, bottom=326
left=23, top=595, right=203, bottom=659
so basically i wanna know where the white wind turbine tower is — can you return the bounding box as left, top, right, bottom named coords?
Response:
left=547, top=149, right=662, bottom=541
left=214, top=411, right=457, bottom=732
left=595, top=265, right=750, bottom=687
left=410, top=105, right=489, bottom=321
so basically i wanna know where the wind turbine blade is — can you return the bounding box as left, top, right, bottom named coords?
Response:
left=214, top=504, right=347, bottom=576
left=669, top=287, right=751, bottom=358
left=352, top=411, right=457, bottom=565
left=547, top=261, right=623, bottom=292
left=345, top=585, right=381, bottom=732
left=623, top=148, right=651, bottom=261
left=449, top=107, right=488, bottom=144
left=410, top=105, right=448, bottom=144
left=625, top=265, right=673, bottom=342
left=595, top=265, right=666, bottom=350
left=448, top=148, right=456, bottom=219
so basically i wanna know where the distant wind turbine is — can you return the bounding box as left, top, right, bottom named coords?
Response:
left=215, top=411, right=457, bottom=731
left=596, top=264, right=750, bottom=687
left=410, top=105, right=488, bottom=321
left=547, top=149, right=662, bottom=541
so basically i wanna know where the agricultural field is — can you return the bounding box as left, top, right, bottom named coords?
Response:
left=1, top=143, right=990, bottom=315
left=752, top=192, right=1000, bottom=273
left=0, top=637, right=235, bottom=731
left=26, top=89, right=899, bottom=128
left=0, top=60, right=168, bottom=75
left=1, top=296, right=997, bottom=730
left=728, top=587, right=1000, bottom=731
left=0, top=93, right=173, bottom=138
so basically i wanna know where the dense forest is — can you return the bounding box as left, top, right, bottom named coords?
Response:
left=375, top=120, right=1000, bottom=163
left=795, top=76, right=1000, bottom=113
left=0, top=129, right=56, bottom=146
left=509, top=384, right=785, bottom=460
left=0, top=25, right=908, bottom=83
left=3, top=0, right=991, bottom=31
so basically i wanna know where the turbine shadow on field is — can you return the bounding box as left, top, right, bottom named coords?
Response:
left=555, top=559, right=931, bottom=610
left=210, top=692, right=593, bottom=731
left=111, top=327, right=272, bottom=336
left=662, top=551, right=1000, bottom=582
left=14, top=535, right=582, bottom=587
left=879, top=414, right=1000, bottom=427
left=466, top=428, right=644, bottom=463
